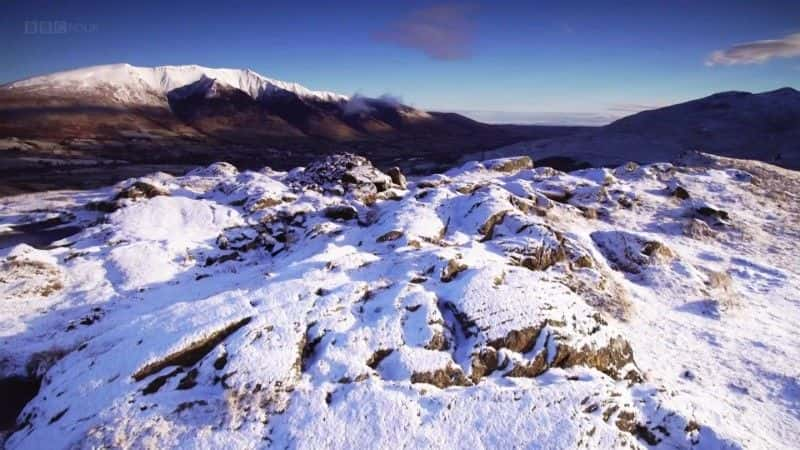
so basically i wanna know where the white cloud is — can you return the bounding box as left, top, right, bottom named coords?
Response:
left=342, top=95, right=374, bottom=115
left=706, top=32, right=800, bottom=66
left=343, top=93, right=405, bottom=115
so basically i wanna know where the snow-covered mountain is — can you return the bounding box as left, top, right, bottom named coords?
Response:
left=3, top=63, right=349, bottom=105
left=1, top=64, right=562, bottom=188
left=0, top=63, right=438, bottom=138
left=1, top=152, right=798, bottom=448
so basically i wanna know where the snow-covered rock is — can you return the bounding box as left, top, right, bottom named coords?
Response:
left=1, top=152, right=798, bottom=449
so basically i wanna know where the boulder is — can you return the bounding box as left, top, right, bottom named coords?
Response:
left=485, top=156, right=533, bottom=173
left=696, top=206, right=730, bottom=222
left=665, top=179, right=690, bottom=199
left=684, top=218, right=716, bottom=239
left=688, top=199, right=730, bottom=225
left=386, top=167, right=407, bottom=189
left=323, top=205, right=358, bottom=221
left=376, top=230, right=404, bottom=243
left=641, top=240, right=675, bottom=263
left=550, top=336, right=641, bottom=382
left=290, top=153, right=393, bottom=198
left=591, top=231, right=675, bottom=274
left=248, top=196, right=283, bottom=212
left=478, top=211, right=507, bottom=240
left=410, top=365, right=472, bottom=388
left=470, top=347, right=500, bottom=381
left=492, top=219, right=568, bottom=271
left=440, top=259, right=467, bottom=282
left=115, top=181, right=169, bottom=201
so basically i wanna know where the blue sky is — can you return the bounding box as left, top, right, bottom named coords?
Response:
left=2, top=1, right=799, bottom=124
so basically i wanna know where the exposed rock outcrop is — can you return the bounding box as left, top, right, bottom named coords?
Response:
left=323, top=204, right=358, bottom=221
left=0, top=246, right=63, bottom=299
left=484, top=156, right=533, bottom=173
left=591, top=231, right=675, bottom=274
left=115, top=180, right=170, bottom=201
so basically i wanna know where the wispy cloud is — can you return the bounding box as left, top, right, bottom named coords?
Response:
left=374, top=4, right=477, bottom=60
left=706, top=32, right=800, bottom=66
left=343, top=93, right=404, bottom=115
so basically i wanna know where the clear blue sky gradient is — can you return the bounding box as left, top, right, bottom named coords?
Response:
left=2, top=1, right=799, bottom=124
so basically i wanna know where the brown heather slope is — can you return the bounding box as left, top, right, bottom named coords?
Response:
left=0, top=84, right=587, bottom=195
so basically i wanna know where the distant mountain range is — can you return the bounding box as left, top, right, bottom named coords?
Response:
left=0, top=64, right=797, bottom=195
left=0, top=64, right=575, bottom=178
left=478, top=88, right=800, bottom=170
left=0, top=64, right=427, bottom=143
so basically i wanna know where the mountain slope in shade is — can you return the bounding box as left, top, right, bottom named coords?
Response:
left=0, top=63, right=392, bottom=142
left=474, top=87, right=800, bottom=170
left=4, top=65, right=797, bottom=177
left=0, top=64, right=579, bottom=190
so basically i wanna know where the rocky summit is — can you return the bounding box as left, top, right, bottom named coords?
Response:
left=1, top=153, right=799, bottom=449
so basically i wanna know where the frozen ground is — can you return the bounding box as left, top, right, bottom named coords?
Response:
left=0, top=152, right=798, bottom=449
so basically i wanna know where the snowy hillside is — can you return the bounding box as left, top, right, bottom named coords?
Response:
left=471, top=88, right=800, bottom=171
left=3, top=64, right=348, bottom=105
left=1, top=153, right=799, bottom=449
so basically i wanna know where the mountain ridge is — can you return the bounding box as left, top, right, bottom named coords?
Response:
left=3, top=63, right=349, bottom=104
left=0, top=64, right=584, bottom=194
left=473, top=86, right=800, bottom=170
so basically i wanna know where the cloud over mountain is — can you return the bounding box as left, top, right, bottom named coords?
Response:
left=706, top=32, right=800, bottom=66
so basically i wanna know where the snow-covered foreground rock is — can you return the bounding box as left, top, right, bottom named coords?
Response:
left=1, top=152, right=798, bottom=449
